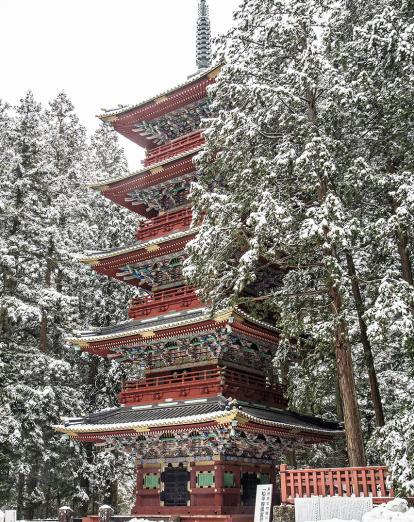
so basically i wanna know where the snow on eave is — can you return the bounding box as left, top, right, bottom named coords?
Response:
left=96, top=64, right=222, bottom=121
left=234, top=307, right=280, bottom=334
left=54, top=409, right=341, bottom=436
left=78, top=228, right=198, bottom=264
left=88, top=146, right=203, bottom=190
left=66, top=306, right=224, bottom=344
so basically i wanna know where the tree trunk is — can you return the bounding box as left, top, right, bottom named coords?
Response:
left=16, top=473, right=25, bottom=519
left=316, top=174, right=366, bottom=466
left=334, top=369, right=344, bottom=422
left=40, top=256, right=53, bottom=352
left=396, top=229, right=413, bottom=286
left=345, top=251, right=385, bottom=427
left=329, top=284, right=366, bottom=466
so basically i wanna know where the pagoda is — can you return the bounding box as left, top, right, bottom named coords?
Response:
left=56, top=2, right=341, bottom=521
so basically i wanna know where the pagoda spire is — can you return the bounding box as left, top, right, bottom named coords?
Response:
left=196, top=0, right=212, bottom=71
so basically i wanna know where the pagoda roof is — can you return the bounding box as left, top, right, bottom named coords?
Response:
left=97, top=65, right=221, bottom=149
left=79, top=228, right=196, bottom=265
left=55, top=397, right=342, bottom=438
left=89, top=146, right=201, bottom=193
left=68, top=307, right=210, bottom=344
left=68, top=307, right=279, bottom=347
left=97, top=64, right=220, bottom=120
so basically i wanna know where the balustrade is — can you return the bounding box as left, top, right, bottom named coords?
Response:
left=119, top=366, right=287, bottom=407
left=144, top=130, right=204, bottom=166
left=280, top=464, right=395, bottom=504
left=136, top=208, right=192, bottom=241
left=129, top=286, right=200, bottom=319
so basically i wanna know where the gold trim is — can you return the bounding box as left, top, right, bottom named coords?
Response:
left=213, top=310, right=233, bottom=323
left=208, top=66, right=222, bottom=79
left=100, top=115, right=119, bottom=123
left=216, top=412, right=249, bottom=426
left=134, top=426, right=151, bottom=433
left=155, top=95, right=169, bottom=105
left=145, top=244, right=161, bottom=252
left=150, top=166, right=164, bottom=174
left=141, top=331, right=155, bottom=338
left=79, top=258, right=100, bottom=267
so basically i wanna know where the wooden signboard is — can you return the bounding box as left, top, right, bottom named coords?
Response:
left=254, top=484, right=273, bottom=522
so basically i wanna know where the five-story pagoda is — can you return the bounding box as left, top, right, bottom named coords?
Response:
left=56, top=3, right=341, bottom=521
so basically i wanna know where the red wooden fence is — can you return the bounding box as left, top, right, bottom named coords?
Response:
left=280, top=464, right=394, bottom=504
left=144, top=130, right=204, bottom=166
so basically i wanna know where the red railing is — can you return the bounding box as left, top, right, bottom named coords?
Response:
left=144, top=130, right=204, bottom=166
left=119, top=366, right=288, bottom=407
left=136, top=208, right=192, bottom=241
left=280, top=464, right=395, bottom=504
left=224, top=369, right=287, bottom=408
left=128, top=286, right=200, bottom=319
left=119, top=367, right=222, bottom=405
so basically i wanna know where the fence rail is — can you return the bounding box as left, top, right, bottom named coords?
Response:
left=280, top=464, right=394, bottom=504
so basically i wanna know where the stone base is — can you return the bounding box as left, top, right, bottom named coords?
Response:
left=273, top=505, right=295, bottom=522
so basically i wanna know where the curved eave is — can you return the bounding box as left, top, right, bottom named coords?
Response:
left=66, top=310, right=280, bottom=361
left=89, top=147, right=202, bottom=215
left=98, top=65, right=221, bottom=149
left=67, top=308, right=229, bottom=346
left=54, top=410, right=341, bottom=439
left=79, top=228, right=197, bottom=266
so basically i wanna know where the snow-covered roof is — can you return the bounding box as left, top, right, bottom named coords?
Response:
left=97, top=64, right=221, bottom=120
left=89, top=146, right=203, bottom=190
left=79, top=228, right=197, bottom=264
left=67, top=307, right=211, bottom=344
left=54, top=397, right=342, bottom=436
left=67, top=306, right=278, bottom=346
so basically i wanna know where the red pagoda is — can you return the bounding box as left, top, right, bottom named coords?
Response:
left=56, top=2, right=341, bottom=521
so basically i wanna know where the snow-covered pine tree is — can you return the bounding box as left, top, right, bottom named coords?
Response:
left=70, top=122, right=138, bottom=514
left=0, top=94, right=137, bottom=516
left=185, top=0, right=372, bottom=466
left=0, top=92, right=83, bottom=518
left=336, top=0, right=414, bottom=493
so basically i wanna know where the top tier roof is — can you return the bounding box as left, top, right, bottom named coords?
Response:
left=98, top=64, right=221, bottom=150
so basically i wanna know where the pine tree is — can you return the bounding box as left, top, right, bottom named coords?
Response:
left=185, top=0, right=370, bottom=466
left=186, top=0, right=414, bottom=475
left=0, top=96, right=137, bottom=516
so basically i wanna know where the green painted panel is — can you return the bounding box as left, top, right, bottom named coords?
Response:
left=144, top=473, right=160, bottom=489
left=224, top=472, right=235, bottom=488
left=260, top=473, right=271, bottom=484
left=197, top=471, right=215, bottom=488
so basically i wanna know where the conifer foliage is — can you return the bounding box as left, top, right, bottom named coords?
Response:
left=0, top=93, right=136, bottom=516
left=185, top=0, right=414, bottom=486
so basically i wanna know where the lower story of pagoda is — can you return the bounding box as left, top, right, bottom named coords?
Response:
left=57, top=396, right=341, bottom=522
left=134, top=456, right=276, bottom=519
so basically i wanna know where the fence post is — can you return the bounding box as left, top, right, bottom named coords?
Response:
left=98, top=505, right=114, bottom=522
left=58, top=506, right=73, bottom=522
left=280, top=464, right=288, bottom=504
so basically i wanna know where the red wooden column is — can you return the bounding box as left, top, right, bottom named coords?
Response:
left=214, top=461, right=225, bottom=511
left=280, top=464, right=289, bottom=504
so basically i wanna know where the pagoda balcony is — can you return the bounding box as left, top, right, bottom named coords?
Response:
left=119, top=366, right=288, bottom=408
left=128, top=286, right=201, bottom=320
left=136, top=208, right=192, bottom=241
left=144, top=130, right=204, bottom=167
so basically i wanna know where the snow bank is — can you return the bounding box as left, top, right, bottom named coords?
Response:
left=362, top=499, right=414, bottom=522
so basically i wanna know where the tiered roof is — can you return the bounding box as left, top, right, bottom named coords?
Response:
left=56, top=397, right=341, bottom=440
left=97, top=65, right=220, bottom=149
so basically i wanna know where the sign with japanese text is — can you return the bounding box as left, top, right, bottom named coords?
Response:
left=254, top=484, right=273, bottom=522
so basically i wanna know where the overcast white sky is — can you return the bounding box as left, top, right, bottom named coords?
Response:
left=1, top=0, right=240, bottom=167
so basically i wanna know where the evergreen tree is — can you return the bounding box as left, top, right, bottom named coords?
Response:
left=186, top=0, right=369, bottom=466
left=0, top=96, right=137, bottom=516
